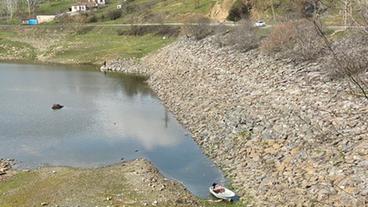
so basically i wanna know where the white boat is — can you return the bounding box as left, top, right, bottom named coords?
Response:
left=209, top=185, right=236, bottom=201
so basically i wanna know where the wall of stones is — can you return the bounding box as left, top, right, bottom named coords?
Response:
left=102, top=37, right=368, bottom=206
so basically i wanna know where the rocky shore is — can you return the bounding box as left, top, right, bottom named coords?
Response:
left=0, top=159, right=14, bottom=180
left=102, top=37, right=368, bottom=206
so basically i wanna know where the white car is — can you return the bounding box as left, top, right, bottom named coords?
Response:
left=254, top=20, right=266, bottom=27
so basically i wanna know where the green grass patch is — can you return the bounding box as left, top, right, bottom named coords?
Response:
left=0, top=167, right=136, bottom=206
left=37, top=0, right=74, bottom=15
left=97, top=0, right=217, bottom=23
left=0, top=37, right=36, bottom=61
left=0, top=25, right=174, bottom=64
left=48, top=27, right=174, bottom=64
left=151, top=0, right=217, bottom=16
left=0, top=172, right=37, bottom=194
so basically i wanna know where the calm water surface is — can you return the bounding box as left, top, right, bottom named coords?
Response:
left=0, top=63, right=225, bottom=197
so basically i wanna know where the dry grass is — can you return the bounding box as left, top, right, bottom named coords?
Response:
left=181, top=16, right=214, bottom=40
left=261, top=19, right=325, bottom=61
left=216, top=20, right=260, bottom=52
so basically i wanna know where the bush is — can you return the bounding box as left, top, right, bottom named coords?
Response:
left=107, top=9, right=122, bottom=20
left=118, top=26, right=152, bottom=36
left=260, top=21, right=296, bottom=53
left=227, top=0, right=252, bottom=21
left=87, top=14, right=98, bottom=23
left=76, top=26, right=95, bottom=35
left=295, top=0, right=327, bottom=18
left=155, top=25, right=181, bottom=37
left=181, top=16, right=214, bottom=40
left=324, top=33, right=368, bottom=99
left=215, top=21, right=259, bottom=52
left=228, top=21, right=259, bottom=52
left=117, top=25, right=180, bottom=37
left=56, top=14, right=88, bottom=24
left=261, top=19, right=325, bottom=61
left=326, top=33, right=368, bottom=78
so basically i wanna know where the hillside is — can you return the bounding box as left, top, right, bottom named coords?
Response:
left=0, top=0, right=219, bottom=24
left=0, top=0, right=345, bottom=25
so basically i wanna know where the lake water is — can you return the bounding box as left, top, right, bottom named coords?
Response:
left=0, top=63, right=225, bottom=197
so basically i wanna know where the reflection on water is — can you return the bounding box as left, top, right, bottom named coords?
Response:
left=0, top=63, right=225, bottom=197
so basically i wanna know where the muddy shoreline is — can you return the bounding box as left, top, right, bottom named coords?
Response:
left=0, top=159, right=207, bottom=207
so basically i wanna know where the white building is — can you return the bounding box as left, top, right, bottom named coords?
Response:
left=96, top=0, right=106, bottom=5
left=36, top=15, right=56, bottom=24
left=71, top=5, right=87, bottom=12
left=70, top=0, right=106, bottom=13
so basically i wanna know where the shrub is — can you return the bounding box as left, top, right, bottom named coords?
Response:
left=227, top=0, right=252, bottom=21
left=217, top=21, right=260, bottom=52
left=56, top=14, right=88, bottom=24
left=107, top=9, right=122, bottom=20
left=324, top=33, right=368, bottom=99
left=261, top=21, right=296, bottom=53
left=155, top=25, right=181, bottom=37
left=181, top=16, right=214, bottom=40
left=300, top=2, right=368, bottom=100
left=261, top=19, right=325, bottom=61
left=125, top=26, right=150, bottom=36
left=117, top=25, right=180, bottom=37
left=295, top=0, right=327, bottom=18
left=87, top=14, right=98, bottom=23
left=76, top=26, right=95, bottom=35
left=233, top=21, right=259, bottom=52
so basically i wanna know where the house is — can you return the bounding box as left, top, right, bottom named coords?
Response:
left=78, top=0, right=106, bottom=8
left=96, top=0, right=106, bottom=5
left=80, top=0, right=98, bottom=7
left=70, top=0, right=107, bottom=13
left=71, top=4, right=87, bottom=12
left=22, top=18, right=38, bottom=25
left=36, top=15, right=56, bottom=24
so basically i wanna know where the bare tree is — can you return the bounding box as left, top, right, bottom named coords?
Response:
left=303, top=1, right=368, bottom=100
left=342, top=0, right=368, bottom=33
left=4, top=0, right=18, bottom=20
left=24, top=0, right=38, bottom=16
left=182, top=16, right=214, bottom=40
left=223, top=20, right=260, bottom=52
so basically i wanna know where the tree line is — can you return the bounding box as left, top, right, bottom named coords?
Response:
left=0, top=0, right=39, bottom=20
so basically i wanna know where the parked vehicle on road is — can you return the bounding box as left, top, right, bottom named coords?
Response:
left=254, top=20, right=266, bottom=27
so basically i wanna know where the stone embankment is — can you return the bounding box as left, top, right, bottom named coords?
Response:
left=102, top=37, right=368, bottom=206
left=0, top=159, right=14, bottom=180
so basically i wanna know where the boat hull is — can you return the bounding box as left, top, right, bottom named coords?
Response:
left=209, top=186, right=236, bottom=200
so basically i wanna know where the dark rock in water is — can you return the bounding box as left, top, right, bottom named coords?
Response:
left=52, top=104, right=64, bottom=110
